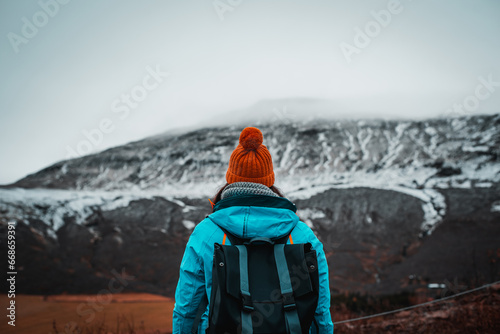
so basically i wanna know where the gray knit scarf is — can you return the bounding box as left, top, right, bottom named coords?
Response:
left=221, top=182, right=279, bottom=200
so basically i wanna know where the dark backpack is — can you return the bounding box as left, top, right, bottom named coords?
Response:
left=196, top=227, right=319, bottom=334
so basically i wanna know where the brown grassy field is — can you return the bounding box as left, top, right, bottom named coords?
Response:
left=332, top=284, right=500, bottom=333
left=2, top=285, right=499, bottom=333
left=0, top=293, right=174, bottom=334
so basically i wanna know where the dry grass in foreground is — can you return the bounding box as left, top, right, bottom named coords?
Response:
left=0, top=293, right=173, bottom=334
left=333, top=283, right=500, bottom=333
left=2, top=285, right=499, bottom=334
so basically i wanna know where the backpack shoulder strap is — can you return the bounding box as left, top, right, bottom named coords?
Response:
left=274, top=243, right=302, bottom=334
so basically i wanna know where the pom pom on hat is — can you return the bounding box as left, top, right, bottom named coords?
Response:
left=239, top=127, right=263, bottom=150
left=226, top=127, right=275, bottom=187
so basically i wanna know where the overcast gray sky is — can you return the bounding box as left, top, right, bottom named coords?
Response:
left=1, top=0, right=499, bottom=184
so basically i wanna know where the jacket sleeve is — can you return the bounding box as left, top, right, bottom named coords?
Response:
left=293, top=222, right=334, bottom=334
left=172, top=225, right=207, bottom=334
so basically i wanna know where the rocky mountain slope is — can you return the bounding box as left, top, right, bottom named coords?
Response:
left=1, top=114, right=499, bottom=297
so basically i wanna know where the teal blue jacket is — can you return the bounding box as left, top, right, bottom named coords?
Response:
left=173, top=195, right=334, bottom=333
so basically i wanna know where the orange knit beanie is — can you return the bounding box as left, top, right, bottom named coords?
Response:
left=226, top=127, right=275, bottom=187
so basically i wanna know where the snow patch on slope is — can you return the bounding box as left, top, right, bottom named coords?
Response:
left=297, top=208, right=326, bottom=228
left=287, top=177, right=447, bottom=236
left=492, top=201, right=500, bottom=213
left=0, top=188, right=183, bottom=232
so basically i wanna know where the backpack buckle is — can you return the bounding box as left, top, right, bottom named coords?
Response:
left=241, top=292, right=254, bottom=312
left=282, top=292, right=296, bottom=311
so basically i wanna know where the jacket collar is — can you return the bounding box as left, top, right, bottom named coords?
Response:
left=213, top=194, right=297, bottom=213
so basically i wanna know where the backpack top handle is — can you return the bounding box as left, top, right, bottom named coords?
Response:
left=247, top=237, right=274, bottom=245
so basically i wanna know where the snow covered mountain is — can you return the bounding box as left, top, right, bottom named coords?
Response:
left=1, top=113, right=499, bottom=296
left=11, top=114, right=500, bottom=195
